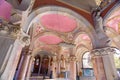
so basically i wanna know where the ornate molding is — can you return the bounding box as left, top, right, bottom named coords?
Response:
left=95, top=0, right=111, bottom=9
left=0, top=20, right=20, bottom=37
left=27, top=0, right=35, bottom=14
left=91, top=47, right=115, bottom=56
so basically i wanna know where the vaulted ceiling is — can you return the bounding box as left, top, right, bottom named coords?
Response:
left=2, top=0, right=120, bottom=56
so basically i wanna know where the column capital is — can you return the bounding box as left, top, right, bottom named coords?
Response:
left=18, top=31, right=30, bottom=46
left=91, top=47, right=115, bottom=57
left=68, top=55, right=77, bottom=62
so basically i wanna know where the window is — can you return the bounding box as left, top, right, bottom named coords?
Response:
left=82, top=52, right=94, bottom=77
left=113, top=48, right=120, bottom=77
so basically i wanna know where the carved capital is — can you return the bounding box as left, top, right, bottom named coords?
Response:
left=91, top=47, right=115, bottom=57
left=0, top=19, right=20, bottom=37
left=19, top=31, right=30, bottom=46
left=68, top=55, right=77, bottom=62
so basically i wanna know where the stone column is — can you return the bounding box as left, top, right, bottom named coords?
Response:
left=38, top=55, right=43, bottom=75
left=52, top=57, right=57, bottom=79
left=17, top=53, right=31, bottom=80
left=48, top=56, right=51, bottom=75
left=14, top=54, right=25, bottom=80
left=57, top=55, right=61, bottom=75
left=0, top=39, right=24, bottom=80
left=91, top=47, right=118, bottom=80
left=55, top=58, right=61, bottom=78
left=76, top=61, right=80, bottom=76
left=61, top=55, right=66, bottom=72
left=26, top=57, right=34, bottom=80
left=69, top=55, right=77, bottom=80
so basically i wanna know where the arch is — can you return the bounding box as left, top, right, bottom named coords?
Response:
left=82, top=51, right=94, bottom=77
left=73, top=32, right=92, bottom=43
left=106, top=27, right=120, bottom=49
left=32, top=55, right=41, bottom=74
left=32, top=47, right=55, bottom=57
left=22, top=6, right=93, bottom=34
left=75, top=44, right=90, bottom=62
left=74, top=33, right=92, bottom=53
left=103, top=1, right=120, bottom=25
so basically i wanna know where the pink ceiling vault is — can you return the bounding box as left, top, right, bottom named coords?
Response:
left=106, top=9, right=120, bottom=33
left=39, top=35, right=63, bottom=45
left=0, top=0, right=12, bottom=21
left=0, top=0, right=4, bottom=5
left=41, top=13, right=77, bottom=32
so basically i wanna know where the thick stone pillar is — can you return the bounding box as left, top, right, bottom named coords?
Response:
left=69, top=55, right=77, bottom=80
left=0, top=39, right=24, bottom=80
left=92, top=55, right=106, bottom=80
left=17, top=53, right=31, bottom=80
left=91, top=47, right=118, bottom=80
left=0, top=24, right=30, bottom=80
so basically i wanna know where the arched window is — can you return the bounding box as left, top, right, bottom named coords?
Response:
left=82, top=52, right=94, bottom=77
left=33, top=55, right=40, bottom=74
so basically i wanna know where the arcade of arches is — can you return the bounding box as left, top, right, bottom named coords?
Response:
left=1, top=0, right=120, bottom=80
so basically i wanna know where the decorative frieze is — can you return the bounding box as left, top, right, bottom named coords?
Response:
left=91, top=47, right=115, bottom=57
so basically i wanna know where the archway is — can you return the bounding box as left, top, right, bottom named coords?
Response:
left=82, top=52, right=94, bottom=77
left=32, top=55, right=41, bottom=75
